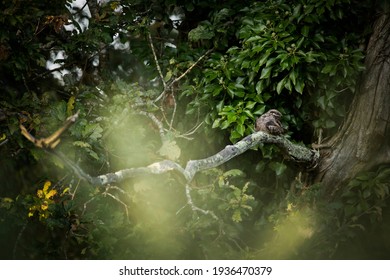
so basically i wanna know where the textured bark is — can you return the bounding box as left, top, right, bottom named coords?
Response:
left=315, top=13, right=390, bottom=192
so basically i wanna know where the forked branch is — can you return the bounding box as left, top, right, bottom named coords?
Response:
left=20, top=113, right=319, bottom=186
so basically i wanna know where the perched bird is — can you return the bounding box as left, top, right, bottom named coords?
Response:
left=255, top=109, right=284, bottom=135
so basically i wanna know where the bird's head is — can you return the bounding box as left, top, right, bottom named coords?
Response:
left=267, top=109, right=282, bottom=120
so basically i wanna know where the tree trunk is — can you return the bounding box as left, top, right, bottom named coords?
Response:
left=316, top=12, right=390, bottom=193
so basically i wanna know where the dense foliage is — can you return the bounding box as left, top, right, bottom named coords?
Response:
left=1, top=0, right=390, bottom=259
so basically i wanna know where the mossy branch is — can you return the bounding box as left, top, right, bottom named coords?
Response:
left=20, top=114, right=319, bottom=186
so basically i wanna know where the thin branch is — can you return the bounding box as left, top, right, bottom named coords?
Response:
left=148, top=33, right=167, bottom=88
left=103, top=190, right=129, bottom=221
left=172, top=48, right=214, bottom=85
left=169, top=93, right=177, bottom=130
left=185, top=184, right=218, bottom=220
left=154, top=48, right=213, bottom=102
left=70, top=179, right=81, bottom=200
left=138, top=111, right=165, bottom=140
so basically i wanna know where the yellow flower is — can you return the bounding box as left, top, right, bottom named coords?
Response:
left=45, top=189, right=57, bottom=199
left=43, top=181, right=51, bottom=193
left=41, top=201, right=49, bottom=211
left=37, top=189, right=44, bottom=198
left=37, top=181, right=57, bottom=199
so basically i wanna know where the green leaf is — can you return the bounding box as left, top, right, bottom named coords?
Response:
left=236, top=123, right=245, bottom=136
left=325, top=119, right=336, bottom=128
left=314, top=33, right=325, bottom=42
left=259, top=52, right=272, bottom=67
left=276, top=76, right=287, bottom=94
left=301, top=26, right=310, bottom=37
left=289, top=69, right=297, bottom=85
left=253, top=105, right=266, bottom=115
left=235, top=83, right=245, bottom=90
left=227, top=112, right=237, bottom=123
left=295, top=98, right=302, bottom=108
left=260, top=67, right=272, bottom=79
left=284, top=78, right=292, bottom=91
left=245, top=101, right=256, bottom=109
left=296, top=37, right=305, bottom=48
left=220, top=120, right=230, bottom=130
left=255, top=80, right=266, bottom=94
left=322, top=63, right=337, bottom=75
left=83, top=123, right=103, bottom=142
left=232, top=209, right=242, bottom=223
left=73, top=141, right=92, bottom=148
left=216, top=100, right=224, bottom=111
left=87, top=149, right=100, bottom=160
left=295, top=79, right=305, bottom=94
left=270, top=162, right=287, bottom=176
left=188, top=24, right=214, bottom=41
left=212, top=118, right=221, bottom=128
left=244, top=109, right=254, bottom=119
left=227, top=84, right=236, bottom=97
left=317, top=96, right=326, bottom=109
left=293, top=4, right=302, bottom=18
left=265, top=57, right=277, bottom=68
left=223, top=169, right=245, bottom=177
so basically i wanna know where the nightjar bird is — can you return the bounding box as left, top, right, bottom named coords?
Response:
left=255, top=109, right=284, bottom=135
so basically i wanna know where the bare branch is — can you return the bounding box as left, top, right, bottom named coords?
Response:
left=22, top=114, right=319, bottom=219
left=148, top=33, right=167, bottom=89
left=172, top=48, right=214, bottom=85
left=103, top=189, right=129, bottom=221
left=168, top=93, right=177, bottom=130
left=185, top=184, right=218, bottom=220
left=95, top=160, right=186, bottom=184
left=138, top=111, right=165, bottom=140
left=20, top=111, right=79, bottom=149
left=23, top=118, right=319, bottom=187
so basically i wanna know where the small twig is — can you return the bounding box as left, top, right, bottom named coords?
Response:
left=154, top=48, right=214, bottom=102
left=0, top=138, right=9, bottom=147
left=185, top=184, right=218, bottom=220
left=70, top=179, right=81, bottom=200
left=20, top=110, right=79, bottom=149
left=82, top=196, right=97, bottom=216
left=103, top=190, right=129, bottom=221
left=169, top=93, right=177, bottom=130
left=179, top=121, right=204, bottom=139
left=173, top=48, right=214, bottom=85
left=138, top=111, right=166, bottom=140
left=148, top=33, right=167, bottom=89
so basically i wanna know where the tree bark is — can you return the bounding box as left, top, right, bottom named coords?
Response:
left=316, top=12, right=390, bottom=193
